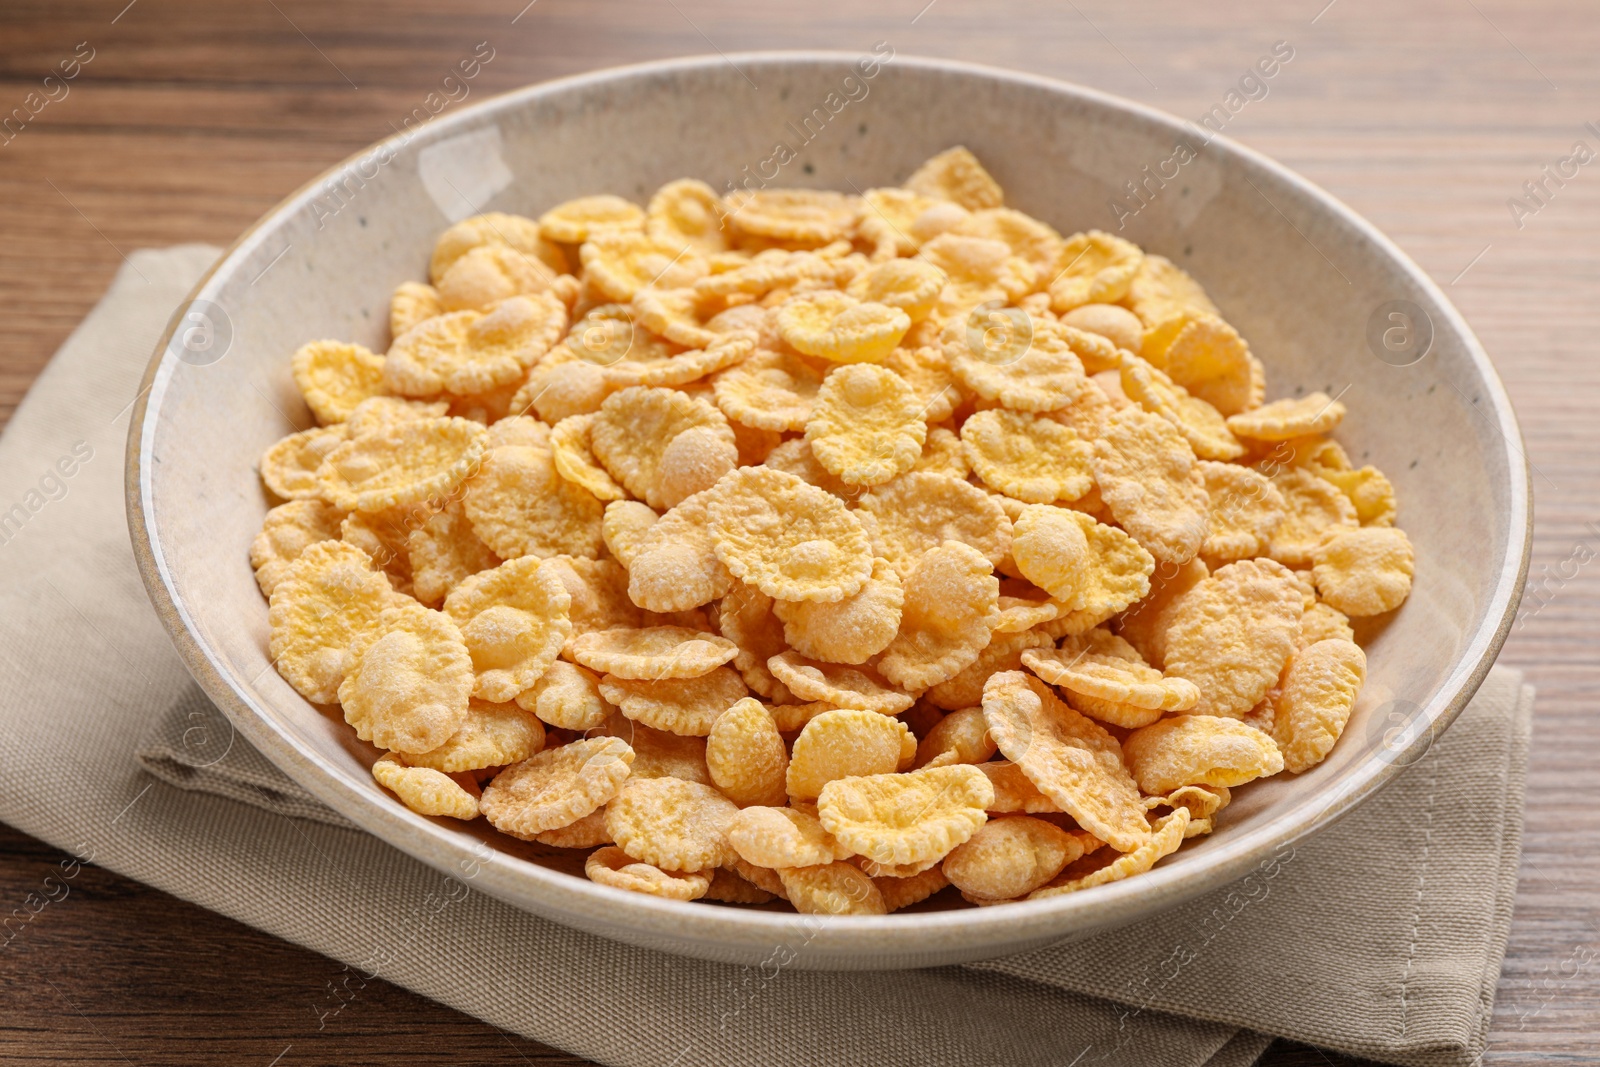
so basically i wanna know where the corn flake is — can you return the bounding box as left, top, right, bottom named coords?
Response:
left=599, top=666, right=749, bottom=737
left=778, top=862, right=888, bottom=915
left=606, top=776, right=739, bottom=872
left=339, top=603, right=473, bottom=754
left=1197, top=461, right=1286, bottom=561
left=817, top=764, right=993, bottom=866
left=708, top=467, right=873, bottom=603
left=571, top=625, right=737, bottom=680
left=704, top=698, right=789, bottom=807
left=549, top=414, right=628, bottom=501
left=942, top=313, right=1092, bottom=413
left=442, top=556, right=572, bottom=701
left=391, top=281, right=443, bottom=339
left=252, top=499, right=345, bottom=598
left=406, top=698, right=546, bottom=773
left=267, top=541, right=395, bottom=704
left=1268, top=467, right=1359, bottom=567
left=1228, top=392, right=1346, bottom=441
left=773, top=554, right=903, bottom=666
left=942, top=815, right=1082, bottom=901
left=627, top=488, right=735, bottom=612
left=777, top=291, right=910, bottom=365
left=768, top=652, right=915, bottom=716
left=904, top=146, right=1004, bottom=211
left=858, top=471, right=1012, bottom=579
left=879, top=542, right=1000, bottom=690
left=1271, top=638, right=1368, bottom=772
left=1123, top=714, right=1285, bottom=794
left=372, top=755, right=480, bottom=820
left=786, top=708, right=917, bottom=801
left=712, top=348, right=824, bottom=432
left=725, top=188, right=859, bottom=245
left=805, top=364, right=927, bottom=486
left=462, top=444, right=604, bottom=560
left=1120, top=355, right=1244, bottom=461
left=1311, top=526, right=1415, bottom=617
left=385, top=294, right=566, bottom=397
left=1049, top=230, right=1143, bottom=311
left=981, top=671, right=1148, bottom=850
left=961, top=409, right=1093, bottom=503
left=1162, top=558, right=1305, bottom=717
left=1090, top=408, right=1209, bottom=565
left=1029, top=809, right=1188, bottom=898
left=586, top=845, right=711, bottom=901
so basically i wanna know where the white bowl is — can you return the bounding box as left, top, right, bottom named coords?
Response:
left=127, top=52, right=1530, bottom=970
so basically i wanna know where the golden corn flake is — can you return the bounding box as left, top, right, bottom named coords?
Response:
left=858, top=471, right=1012, bottom=579
left=1299, top=601, right=1355, bottom=648
left=1049, top=230, right=1143, bottom=311
left=914, top=706, right=997, bottom=768
left=340, top=504, right=423, bottom=598
left=480, top=736, right=635, bottom=838
left=1319, top=464, right=1398, bottom=527
left=924, top=628, right=1053, bottom=711
left=1090, top=408, right=1209, bottom=565
left=712, top=582, right=791, bottom=697
left=514, top=353, right=613, bottom=424
left=846, top=258, right=946, bottom=322
left=976, top=760, right=1062, bottom=814
left=1120, top=355, right=1244, bottom=461
left=315, top=416, right=485, bottom=514
left=1197, top=461, right=1286, bottom=561
left=779, top=862, right=888, bottom=915
left=632, top=286, right=718, bottom=350
left=1271, top=638, right=1367, bottom=772
left=252, top=499, right=344, bottom=598
left=860, top=187, right=964, bottom=257
left=1311, top=525, right=1414, bottom=617
left=590, top=387, right=736, bottom=511
left=786, top=708, right=917, bottom=801
left=339, top=603, right=473, bottom=755
left=385, top=293, right=566, bottom=397
left=1123, top=714, right=1285, bottom=795
left=909, top=427, right=966, bottom=481
left=601, top=499, right=658, bottom=569
left=267, top=541, right=395, bottom=704
left=1029, top=809, right=1188, bottom=898
left=1228, top=392, right=1346, bottom=441
left=1162, top=558, right=1305, bottom=717
left=727, top=804, right=849, bottom=868
left=883, top=344, right=960, bottom=424
left=817, top=764, right=993, bottom=866
left=1124, top=254, right=1219, bottom=329
left=708, top=467, right=873, bottom=603
left=725, top=188, right=859, bottom=245
left=406, top=698, right=545, bottom=774
left=548, top=414, right=628, bottom=501
left=772, top=555, right=901, bottom=665
left=942, top=314, right=1091, bottom=413
left=532, top=807, right=612, bottom=848
left=606, top=776, right=739, bottom=872
left=261, top=425, right=347, bottom=501
left=627, top=488, right=735, bottom=612
left=702, top=866, right=776, bottom=905
left=918, top=234, right=1035, bottom=321
left=876, top=866, right=951, bottom=912
left=442, top=556, right=571, bottom=701
left=879, top=542, right=1000, bottom=690
left=599, top=666, right=749, bottom=737
left=777, top=290, right=910, bottom=365
left=712, top=348, right=824, bottom=432
left=540, top=556, right=641, bottom=640
left=705, top=698, right=788, bottom=807
left=430, top=212, right=565, bottom=283
left=646, top=178, right=728, bottom=255
left=904, top=146, right=1004, bottom=211
left=405, top=497, right=500, bottom=607
left=571, top=625, right=737, bottom=681
left=768, top=652, right=915, bottom=716
left=372, top=755, right=479, bottom=820
left=462, top=444, right=604, bottom=560
left=1061, top=686, right=1166, bottom=730
left=942, top=815, right=1082, bottom=901
left=538, top=194, right=644, bottom=244
left=805, top=364, right=927, bottom=486
left=345, top=396, right=452, bottom=438
left=581, top=231, right=707, bottom=303
left=391, top=281, right=443, bottom=339
left=595, top=714, right=711, bottom=784
left=981, top=671, right=1148, bottom=850
left=961, top=409, right=1093, bottom=504
left=292, top=341, right=387, bottom=426
left=586, top=845, right=711, bottom=901
left=1268, top=467, right=1359, bottom=567
left=1160, top=315, right=1260, bottom=417
left=434, top=240, right=561, bottom=313
left=1023, top=644, right=1199, bottom=715
left=854, top=854, right=941, bottom=880
left=1059, top=303, right=1143, bottom=353
left=1008, top=504, right=1093, bottom=604
left=515, top=659, right=613, bottom=731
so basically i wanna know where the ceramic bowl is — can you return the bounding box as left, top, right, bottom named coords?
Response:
left=127, top=52, right=1530, bottom=970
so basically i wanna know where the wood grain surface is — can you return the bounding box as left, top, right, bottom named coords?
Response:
left=2, top=0, right=1596, bottom=1063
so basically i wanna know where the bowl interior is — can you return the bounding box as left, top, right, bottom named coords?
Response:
left=130, top=53, right=1528, bottom=969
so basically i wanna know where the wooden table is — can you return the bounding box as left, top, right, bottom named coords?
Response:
left=2, top=1, right=1595, bottom=1062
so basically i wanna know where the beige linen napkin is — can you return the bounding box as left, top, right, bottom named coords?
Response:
left=0, top=248, right=1530, bottom=1067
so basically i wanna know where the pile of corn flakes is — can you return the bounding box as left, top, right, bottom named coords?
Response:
left=252, top=147, right=1413, bottom=914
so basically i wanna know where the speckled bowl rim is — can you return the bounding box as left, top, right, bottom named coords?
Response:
left=126, top=51, right=1532, bottom=965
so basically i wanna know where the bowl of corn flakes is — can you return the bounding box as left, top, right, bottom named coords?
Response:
left=127, top=53, right=1530, bottom=969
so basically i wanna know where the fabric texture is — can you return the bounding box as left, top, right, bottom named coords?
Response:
left=0, top=247, right=1530, bottom=1067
